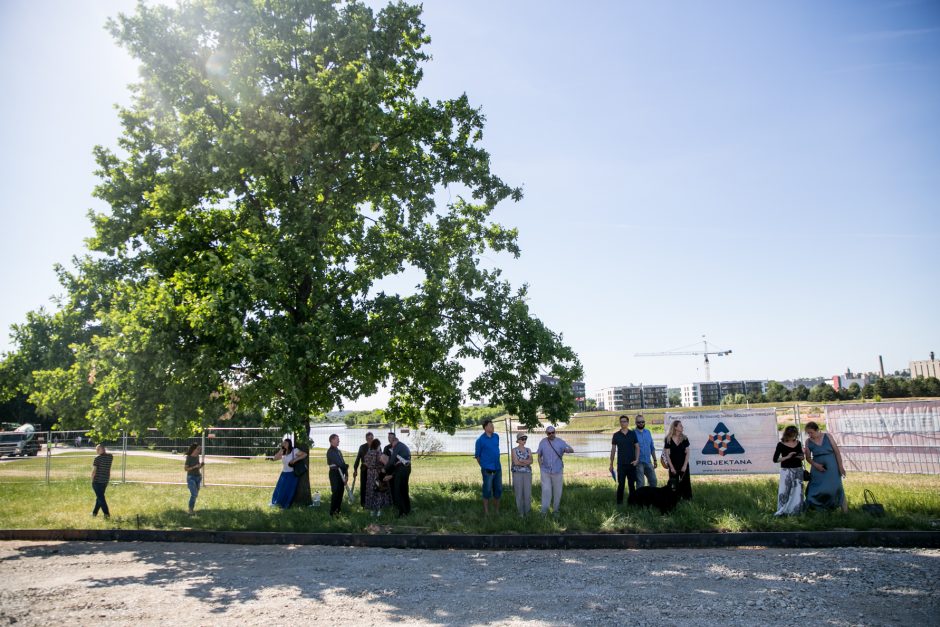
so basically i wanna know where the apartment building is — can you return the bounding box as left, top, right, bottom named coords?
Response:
left=680, top=380, right=768, bottom=407
left=594, top=384, right=668, bottom=411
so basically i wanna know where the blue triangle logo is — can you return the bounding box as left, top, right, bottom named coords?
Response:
left=701, top=422, right=745, bottom=456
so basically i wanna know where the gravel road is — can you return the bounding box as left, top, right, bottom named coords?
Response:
left=0, top=541, right=937, bottom=626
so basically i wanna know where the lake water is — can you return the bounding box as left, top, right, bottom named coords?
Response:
left=307, top=423, right=666, bottom=459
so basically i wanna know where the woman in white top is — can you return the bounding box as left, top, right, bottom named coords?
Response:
left=271, top=438, right=307, bottom=508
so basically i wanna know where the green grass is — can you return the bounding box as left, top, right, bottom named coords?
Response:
left=1, top=471, right=937, bottom=535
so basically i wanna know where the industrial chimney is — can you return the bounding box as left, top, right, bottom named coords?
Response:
left=878, top=355, right=885, bottom=378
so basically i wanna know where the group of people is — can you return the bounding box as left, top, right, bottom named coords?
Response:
left=476, top=414, right=695, bottom=516
left=773, top=421, right=847, bottom=515
left=267, top=431, right=413, bottom=518
left=88, top=416, right=848, bottom=520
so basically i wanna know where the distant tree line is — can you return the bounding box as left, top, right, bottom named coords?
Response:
left=720, top=377, right=940, bottom=405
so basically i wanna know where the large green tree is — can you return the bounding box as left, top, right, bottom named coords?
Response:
left=22, top=0, right=580, bottom=439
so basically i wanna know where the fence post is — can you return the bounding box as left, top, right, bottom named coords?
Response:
left=45, top=432, right=51, bottom=485
left=201, top=430, right=207, bottom=485
left=122, top=430, right=127, bottom=483
left=505, top=415, right=513, bottom=487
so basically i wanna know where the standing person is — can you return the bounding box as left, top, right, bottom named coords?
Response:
left=271, top=438, right=306, bottom=509
left=511, top=434, right=533, bottom=515
left=383, top=433, right=412, bottom=517
left=474, top=419, right=503, bottom=515
left=353, top=432, right=374, bottom=508
left=537, top=425, right=574, bottom=515
left=609, top=415, right=639, bottom=505
left=91, top=444, right=113, bottom=519
left=290, top=441, right=312, bottom=507
left=663, top=420, right=692, bottom=500
left=804, top=422, right=847, bottom=512
left=183, top=443, right=205, bottom=515
left=773, top=426, right=804, bottom=516
left=634, top=414, right=658, bottom=488
left=363, top=439, right=391, bottom=516
left=326, top=434, right=349, bottom=516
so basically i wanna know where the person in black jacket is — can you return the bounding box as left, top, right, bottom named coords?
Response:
left=383, top=433, right=412, bottom=517
left=326, top=434, right=349, bottom=516
left=352, top=432, right=374, bottom=508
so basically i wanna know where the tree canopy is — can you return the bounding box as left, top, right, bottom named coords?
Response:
left=12, top=0, right=581, bottom=438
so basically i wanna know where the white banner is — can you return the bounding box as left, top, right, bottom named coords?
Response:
left=665, top=409, right=779, bottom=475
left=825, top=400, right=940, bottom=474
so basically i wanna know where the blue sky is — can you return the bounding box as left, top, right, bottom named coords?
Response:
left=1, top=0, right=938, bottom=409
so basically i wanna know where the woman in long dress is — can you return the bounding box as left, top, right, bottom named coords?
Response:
left=363, top=439, right=391, bottom=516
left=773, top=426, right=804, bottom=516
left=804, top=421, right=847, bottom=512
left=663, top=420, right=692, bottom=500
left=271, top=438, right=306, bottom=509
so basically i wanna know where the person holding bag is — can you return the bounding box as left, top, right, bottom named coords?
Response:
left=511, top=434, right=533, bottom=515
left=537, top=425, right=574, bottom=514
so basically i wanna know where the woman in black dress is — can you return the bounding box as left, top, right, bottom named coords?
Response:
left=663, top=420, right=692, bottom=500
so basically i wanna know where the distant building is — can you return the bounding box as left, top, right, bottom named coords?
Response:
left=911, top=352, right=940, bottom=380
left=680, top=380, right=768, bottom=407
left=594, top=384, right=668, bottom=411
left=540, top=375, right=587, bottom=411
left=827, top=369, right=871, bottom=391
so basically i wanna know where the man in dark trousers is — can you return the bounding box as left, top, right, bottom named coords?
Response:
left=383, top=433, right=412, bottom=517
left=326, top=434, right=349, bottom=516
left=352, top=431, right=374, bottom=508
left=609, top=415, right=640, bottom=505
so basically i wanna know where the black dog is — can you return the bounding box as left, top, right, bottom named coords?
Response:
left=628, top=475, right=681, bottom=514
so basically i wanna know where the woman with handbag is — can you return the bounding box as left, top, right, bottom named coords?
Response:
left=804, top=422, right=847, bottom=512
left=271, top=438, right=306, bottom=509
left=772, top=426, right=804, bottom=516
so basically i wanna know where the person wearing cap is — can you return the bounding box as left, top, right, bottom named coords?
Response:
left=474, top=419, right=503, bottom=515
left=634, top=414, right=658, bottom=488
left=537, top=425, right=574, bottom=514
left=510, top=432, right=533, bottom=515
left=609, top=415, right=640, bottom=505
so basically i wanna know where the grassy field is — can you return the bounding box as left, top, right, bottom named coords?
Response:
left=1, top=467, right=937, bottom=535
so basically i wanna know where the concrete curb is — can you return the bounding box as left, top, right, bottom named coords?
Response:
left=1, top=528, right=938, bottom=550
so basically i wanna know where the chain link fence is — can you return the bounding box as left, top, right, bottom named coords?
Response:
left=2, top=402, right=936, bottom=487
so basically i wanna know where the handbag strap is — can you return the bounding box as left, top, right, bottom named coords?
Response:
left=864, top=489, right=878, bottom=505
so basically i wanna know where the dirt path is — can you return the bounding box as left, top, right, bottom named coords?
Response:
left=0, top=541, right=937, bottom=626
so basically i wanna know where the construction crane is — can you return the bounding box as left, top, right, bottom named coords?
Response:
left=635, top=336, right=732, bottom=382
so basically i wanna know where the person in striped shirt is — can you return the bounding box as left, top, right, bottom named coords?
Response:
left=91, top=444, right=113, bottom=518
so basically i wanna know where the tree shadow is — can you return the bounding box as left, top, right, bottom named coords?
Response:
left=4, top=541, right=939, bottom=624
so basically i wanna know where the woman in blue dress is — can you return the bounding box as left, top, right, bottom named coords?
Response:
left=804, top=422, right=847, bottom=512
left=271, top=438, right=307, bottom=508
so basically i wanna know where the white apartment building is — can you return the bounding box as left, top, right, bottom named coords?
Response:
left=680, top=380, right=768, bottom=407
left=594, top=385, right=667, bottom=411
